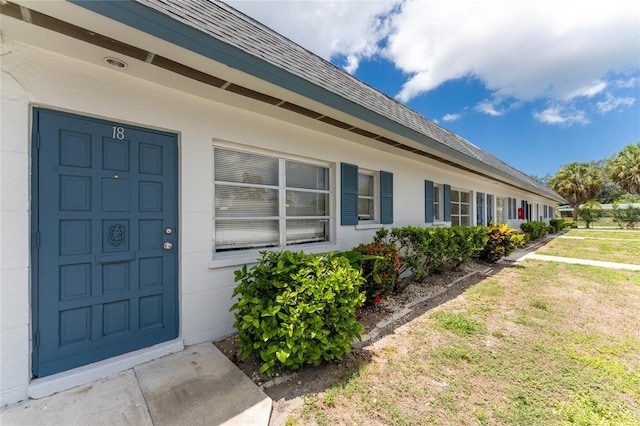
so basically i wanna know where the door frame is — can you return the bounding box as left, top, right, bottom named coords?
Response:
left=30, top=107, right=180, bottom=377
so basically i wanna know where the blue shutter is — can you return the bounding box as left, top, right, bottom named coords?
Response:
left=424, top=180, right=434, bottom=222
left=380, top=171, right=393, bottom=224
left=341, top=163, right=358, bottom=225
left=476, top=192, right=485, bottom=225
left=508, top=197, right=513, bottom=219
left=487, top=194, right=493, bottom=224
left=443, top=184, right=451, bottom=222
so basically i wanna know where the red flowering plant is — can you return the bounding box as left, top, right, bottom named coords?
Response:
left=349, top=241, right=401, bottom=303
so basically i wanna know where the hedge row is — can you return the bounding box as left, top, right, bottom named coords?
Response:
left=231, top=222, right=536, bottom=374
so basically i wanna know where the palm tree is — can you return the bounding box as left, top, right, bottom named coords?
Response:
left=549, top=162, right=603, bottom=221
left=607, top=143, right=640, bottom=195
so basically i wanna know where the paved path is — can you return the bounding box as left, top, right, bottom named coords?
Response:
left=0, top=342, right=272, bottom=425
left=517, top=252, right=640, bottom=271
left=559, top=235, right=640, bottom=241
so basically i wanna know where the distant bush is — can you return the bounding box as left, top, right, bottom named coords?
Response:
left=578, top=201, right=605, bottom=229
left=563, top=220, right=578, bottom=229
left=549, top=218, right=565, bottom=233
left=231, top=250, right=365, bottom=375
left=520, top=221, right=549, bottom=240
left=612, top=205, right=640, bottom=229
left=480, top=223, right=526, bottom=263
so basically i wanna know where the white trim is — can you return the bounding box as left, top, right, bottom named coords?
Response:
left=355, top=223, right=385, bottom=230
left=208, top=242, right=337, bottom=268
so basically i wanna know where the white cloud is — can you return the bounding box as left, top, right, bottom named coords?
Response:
left=442, top=113, right=461, bottom=122
left=564, top=81, right=607, bottom=100
left=614, top=77, right=638, bottom=89
left=227, top=0, right=400, bottom=72
left=596, top=93, right=635, bottom=114
left=385, top=0, right=640, bottom=103
left=476, top=100, right=505, bottom=116
left=228, top=0, right=639, bottom=126
left=533, top=104, right=589, bottom=126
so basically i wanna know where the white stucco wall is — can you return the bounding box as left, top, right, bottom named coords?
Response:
left=0, top=38, right=557, bottom=405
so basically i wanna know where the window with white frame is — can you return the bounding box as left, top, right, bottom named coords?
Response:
left=433, top=184, right=441, bottom=221
left=451, top=188, right=471, bottom=226
left=358, top=171, right=376, bottom=221
left=496, top=197, right=507, bottom=224
left=213, top=146, right=331, bottom=252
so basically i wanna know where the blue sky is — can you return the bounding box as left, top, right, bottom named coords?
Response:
left=228, top=0, right=640, bottom=178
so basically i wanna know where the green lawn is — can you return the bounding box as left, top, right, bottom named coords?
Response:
left=537, top=229, right=640, bottom=265
left=290, top=259, right=640, bottom=425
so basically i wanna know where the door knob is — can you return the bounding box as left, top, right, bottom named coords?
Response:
left=163, top=242, right=173, bottom=250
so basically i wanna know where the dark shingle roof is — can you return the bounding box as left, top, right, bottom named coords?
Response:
left=135, top=0, right=562, bottom=201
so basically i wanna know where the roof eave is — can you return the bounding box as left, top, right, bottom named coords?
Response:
left=70, top=0, right=564, bottom=203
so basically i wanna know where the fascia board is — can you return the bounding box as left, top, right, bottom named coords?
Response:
left=69, top=0, right=563, bottom=202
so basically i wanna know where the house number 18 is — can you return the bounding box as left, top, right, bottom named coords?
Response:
left=112, top=126, right=126, bottom=140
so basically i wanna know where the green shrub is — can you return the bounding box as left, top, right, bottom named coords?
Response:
left=448, top=226, right=489, bottom=268
left=347, top=240, right=400, bottom=303
left=520, top=221, right=549, bottom=240
left=480, top=223, right=526, bottom=263
left=578, top=201, right=605, bottom=229
left=612, top=205, right=640, bottom=229
left=383, top=226, right=432, bottom=279
left=563, top=220, right=578, bottom=229
left=380, top=226, right=486, bottom=280
left=549, top=218, right=565, bottom=233
left=231, top=250, right=366, bottom=375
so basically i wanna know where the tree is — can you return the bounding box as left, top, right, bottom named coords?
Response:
left=597, top=182, right=628, bottom=204
left=578, top=201, right=605, bottom=229
left=529, top=173, right=553, bottom=186
left=607, top=143, right=640, bottom=195
left=549, top=161, right=603, bottom=221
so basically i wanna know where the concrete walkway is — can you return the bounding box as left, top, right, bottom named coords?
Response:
left=503, top=233, right=640, bottom=271
left=517, top=252, right=640, bottom=271
left=499, top=234, right=640, bottom=271
left=0, top=343, right=272, bottom=426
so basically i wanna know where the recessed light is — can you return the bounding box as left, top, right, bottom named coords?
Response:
left=104, top=57, right=127, bottom=69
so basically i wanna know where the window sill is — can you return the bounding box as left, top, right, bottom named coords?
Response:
left=432, top=221, right=450, bottom=227
left=355, top=223, right=385, bottom=230
left=208, top=243, right=337, bottom=269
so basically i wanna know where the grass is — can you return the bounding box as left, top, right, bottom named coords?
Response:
left=537, top=229, right=640, bottom=264
left=291, top=244, right=640, bottom=425
left=433, top=311, right=483, bottom=335
left=576, top=217, right=619, bottom=228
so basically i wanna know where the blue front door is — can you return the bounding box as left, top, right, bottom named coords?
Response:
left=32, top=108, right=178, bottom=377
